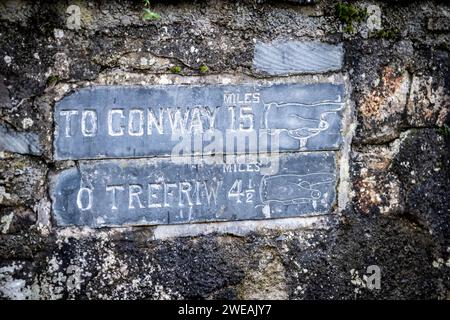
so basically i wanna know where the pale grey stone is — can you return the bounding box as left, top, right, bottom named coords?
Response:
left=427, top=16, right=450, bottom=31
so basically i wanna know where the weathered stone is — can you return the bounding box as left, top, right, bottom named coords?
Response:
left=253, top=41, right=343, bottom=75
left=117, top=52, right=172, bottom=71
left=1, top=0, right=450, bottom=301
left=351, top=142, right=404, bottom=215
left=392, top=129, right=450, bottom=249
left=54, top=83, right=345, bottom=160
left=237, top=248, right=288, bottom=299
left=407, top=76, right=449, bottom=127
left=0, top=206, right=36, bottom=234
left=0, top=78, right=11, bottom=108
left=285, top=0, right=316, bottom=4
left=427, top=16, right=450, bottom=32
left=356, top=67, right=410, bottom=144
left=0, top=154, right=47, bottom=207
left=51, top=152, right=337, bottom=227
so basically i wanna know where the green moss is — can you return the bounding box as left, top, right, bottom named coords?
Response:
left=374, top=29, right=399, bottom=40
left=142, top=0, right=160, bottom=21
left=199, top=64, right=209, bottom=74
left=335, top=2, right=367, bottom=33
left=142, top=8, right=160, bottom=21
left=169, top=66, right=181, bottom=74
left=46, top=75, right=59, bottom=87
left=436, top=42, right=449, bottom=52
left=437, top=124, right=450, bottom=137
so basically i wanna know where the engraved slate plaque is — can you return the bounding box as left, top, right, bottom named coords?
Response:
left=54, top=84, right=345, bottom=160
left=50, top=152, right=337, bottom=227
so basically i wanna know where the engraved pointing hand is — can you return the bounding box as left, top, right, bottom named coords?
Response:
left=260, top=173, right=335, bottom=209
left=263, top=100, right=343, bottom=150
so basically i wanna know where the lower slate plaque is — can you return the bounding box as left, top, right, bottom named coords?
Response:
left=50, top=152, right=337, bottom=227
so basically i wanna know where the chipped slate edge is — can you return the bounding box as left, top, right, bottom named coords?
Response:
left=0, top=123, right=42, bottom=156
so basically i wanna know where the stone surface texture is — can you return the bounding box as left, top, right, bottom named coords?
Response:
left=0, top=0, right=449, bottom=300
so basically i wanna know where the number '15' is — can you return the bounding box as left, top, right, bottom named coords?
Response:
left=228, top=106, right=254, bottom=131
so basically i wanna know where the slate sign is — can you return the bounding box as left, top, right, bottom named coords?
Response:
left=54, top=84, right=344, bottom=160
left=51, top=152, right=337, bottom=227
left=52, top=82, right=346, bottom=228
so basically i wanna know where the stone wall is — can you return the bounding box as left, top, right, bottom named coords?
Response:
left=0, top=0, right=449, bottom=299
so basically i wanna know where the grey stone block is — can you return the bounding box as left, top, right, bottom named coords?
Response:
left=253, top=41, right=343, bottom=75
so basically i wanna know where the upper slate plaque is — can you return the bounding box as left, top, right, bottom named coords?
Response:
left=54, top=84, right=345, bottom=160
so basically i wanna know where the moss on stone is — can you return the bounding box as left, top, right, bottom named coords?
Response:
left=374, top=29, right=399, bottom=40
left=169, top=66, right=181, bottom=74
left=436, top=42, right=449, bottom=52
left=199, top=64, right=209, bottom=74
left=437, top=124, right=450, bottom=137
left=335, top=2, right=367, bottom=33
left=46, top=75, right=59, bottom=87
left=142, top=0, right=160, bottom=21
